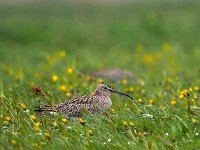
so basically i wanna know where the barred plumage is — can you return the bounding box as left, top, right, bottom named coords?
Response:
left=35, top=84, right=134, bottom=117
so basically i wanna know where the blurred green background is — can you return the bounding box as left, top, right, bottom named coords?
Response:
left=0, top=0, right=200, bottom=76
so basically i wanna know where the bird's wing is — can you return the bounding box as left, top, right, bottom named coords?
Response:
left=56, top=95, right=98, bottom=116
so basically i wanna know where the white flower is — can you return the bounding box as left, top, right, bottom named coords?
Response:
left=165, top=132, right=169, bottom=136
left=66, top=126, right=72, bottom=130
left=143, top=132, right=148, bottom=136
left=107, top=139, right=111, bottom=142
left=142, top=114, right=153, bottom=118
left=36, top=132, right=42, bottom=135
left=196, top=132, right=199, bottom=136
left=50, top=112, right=57, bottom=115
left=25, top=109, right=29, bottom=113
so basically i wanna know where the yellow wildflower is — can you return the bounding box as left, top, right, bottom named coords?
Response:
left=138, top=132, right=142, bottom=137
left=20, top=103, right=27, bottom=110
left=170, top=99, right=176, bottom=105
left=30, top=115, right=36, bottom=120
left=123, top=121, right=128, bottom=126
left=194, top=86, right=199, bottom=91
left=165, top=77, right=173, bottom=84
left=34, top=127, right=40, bottom=132
left=35, top=122, right=41, bottom=127
left=59, top=85, right=67, bottom=92
left=143, top=54, right=154, bottom=64
left=4, top=120, right=9, bottom=125
left=98, top=79, right=104, bottom=84
left=85, top=75, right=94, bottom=81
left=67, top=67, right=73, bottom=75
left=125, top=87, right=134, bottom=92
left=160, top=105, right=166, bottom=110
left=191, top=118, right=197, bottom=124
left=191, top=99, right=195, bottom=103
left=189, top=88, right=193, bottom=92
left=44, top=132, right=51, bottom=140
left=66, top=92, right=71, bottom=97
left=180, top=89, right=190, bottom=98
left=149, top=99, right=155, bottom=105
left=136, top=87, right=140, bottom=91
left=52, top=121, right=57, bottom=127
left=121, top=79, right=127, bottom=85
left=129, top=122, right=134, bottom=126
left=138, top=98, right=143, bottom=103
left=140, top=81, right=145, bottom=86
left=62, top=118, right=68, bottom=123
left=194, top=93, right=198, bottom=98
left=35, top=73, right=39, bottom=78
left=11, top=140, right=17, bottom=145
left=59, top=50, right=66, bottom=58
left=111, top=108, right=115, bottom=112
left=179, top=94, right=184, bottom=99
left=6, top=116, right=12, bottom=121
left=180, top=90, right=188, bottom=95
left=77, top=118, right=85, bottom=125
left=52, top=75, right=58, bottom=82
left=32, top=143, right=40, bottom=148
left=87, top=129, right=93, bottom=136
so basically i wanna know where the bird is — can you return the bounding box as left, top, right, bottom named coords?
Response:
left=35, top=83, right=134, bottom=117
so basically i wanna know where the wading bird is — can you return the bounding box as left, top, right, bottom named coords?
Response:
left=35, top=84, right=134, bottom=116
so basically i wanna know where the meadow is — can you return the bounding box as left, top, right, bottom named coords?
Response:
left=0, top=1, right=200, bottom=149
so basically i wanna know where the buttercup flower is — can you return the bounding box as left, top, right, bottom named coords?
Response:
left=87, top=129, right=93, bottom=136
left=52, top=75, right=58, bottom=82
left=30, top=115, right=36, bottom=120
left=67, top=68, right=73, bottom=75
left=59, top=50, right=66, bottom=58
left=52, top=121, right=57, bottom=127
left=20, top=103, right=27, bottom=110
left=121, top=79, right=127, bottom=85
left=149, top=99, right=155, bottom=105
left=62, top=118, right=68, bottom=123
left=191, top=118, right=197, bottom=124
left=170, top=99, right=176, bottom=105
left=59, top=85, right=67, bottom=92
left=11, top=140, right=17, bottom=145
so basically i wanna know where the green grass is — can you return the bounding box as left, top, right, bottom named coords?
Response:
left=0, top=1, right=200, bottom=149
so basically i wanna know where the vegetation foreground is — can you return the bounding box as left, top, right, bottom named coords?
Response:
left=0, top=46, right=200, bottom=149
left=0, top=1, right=200, bottom=150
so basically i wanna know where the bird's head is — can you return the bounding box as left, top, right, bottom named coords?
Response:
left=94, top=83, right=134, bottom=100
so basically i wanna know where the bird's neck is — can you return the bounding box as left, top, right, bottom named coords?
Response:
left=94, top=92, right=110, bottom=98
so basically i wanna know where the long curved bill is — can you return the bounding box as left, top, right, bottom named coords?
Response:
left=109, top=89, right=134, bottom=100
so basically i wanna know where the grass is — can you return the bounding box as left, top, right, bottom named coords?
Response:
left=0, top=1, right=200, bottom=149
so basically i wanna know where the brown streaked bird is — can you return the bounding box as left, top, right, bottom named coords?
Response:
left=35, top=83, right=134, bottom=117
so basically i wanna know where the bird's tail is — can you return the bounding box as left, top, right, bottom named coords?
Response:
left=34, top=105, right=57, bottom=114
